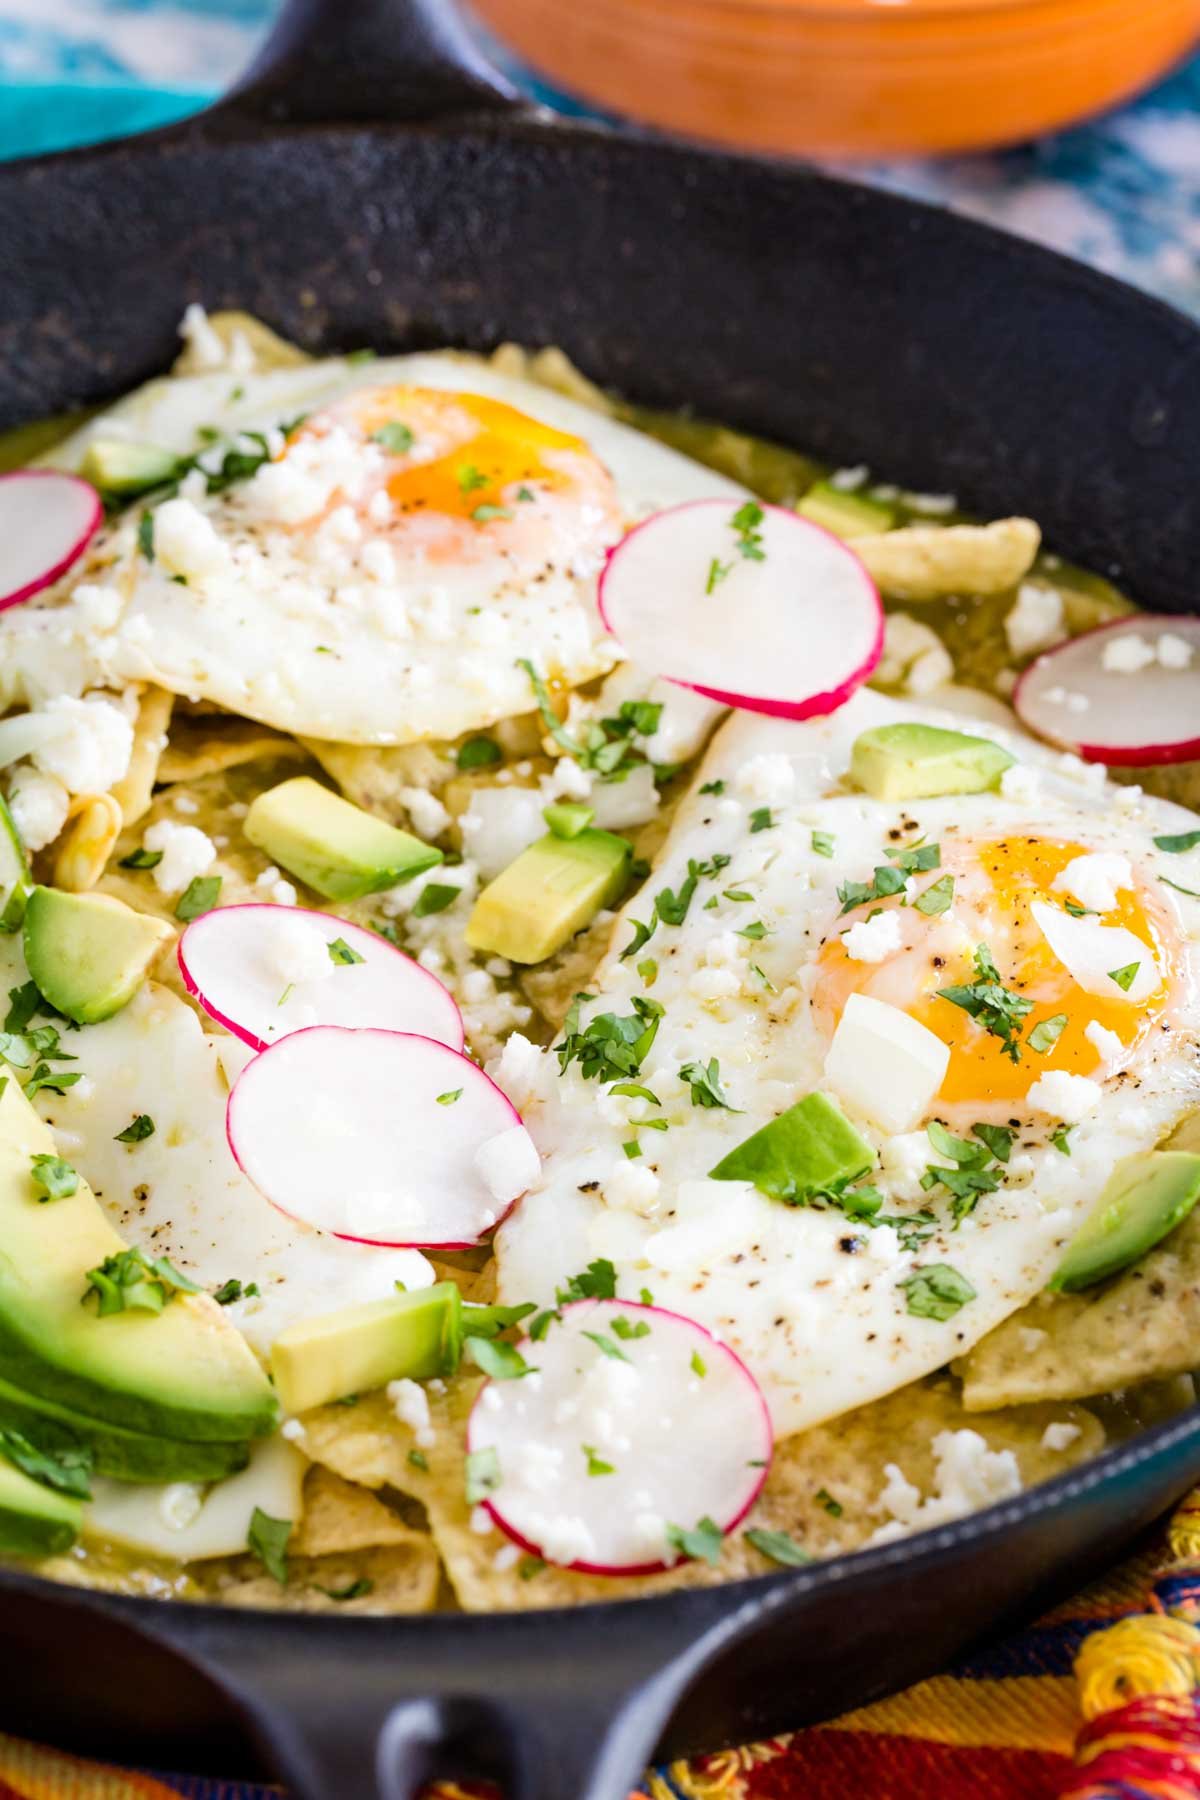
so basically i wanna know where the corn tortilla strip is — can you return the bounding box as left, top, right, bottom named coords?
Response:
left=212, top=1543, right=440, bottom=1614
left=959, top=1114, right=1200, bottom=1411
left=294, top=1465, right=427, bottom=1557
left=159, top=714, right=307, bottom=786
left=855, top=518, right=1040, bottom=602
left=302, top=739, right=452, bottom=824
left=300, top=1373, right=1100, bottom=1610
left=110, top=685, right=174, bottom=828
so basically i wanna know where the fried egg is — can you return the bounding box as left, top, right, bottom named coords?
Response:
left=494, top=691, right=1200, bottom=1436
left=0, top=936, right=433, bottom=1351
left=0, top=355, right=744, bottom=744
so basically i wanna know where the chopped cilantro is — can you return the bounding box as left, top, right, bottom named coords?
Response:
left=678, top=1057, right=737, bottom=1111
left=730, top=501, right=766, bottom=562
left=318, top=1578, right=373, bottom=1601
left=29, top=1153, right=78, bottom=1202
left=583, top=1444, right=615, bottom=1476
left=654, top=855, right=730, bottom=929
left=690, top=1349, right=707, bottom=1377
left=700, top=780, right=726, bottom=796
left=1051, top=1127, right=1072, bottom=1156
left=115, top=1114, right=155, bottom=1143
left=811, top=831, right=835, bottom=859
left=137, top=512, right=155, bottom=559
left=327, top=937, right=365, bottom=966
left=611, top=1315, right=651, bottom=1341
left=83, top=1246, right=199, bottom=1317
left=518, top=1556, right=545, bottom=1580
left=583, top=1328, right=630, bottom=1363
left=457, top=736, right=502, bottom=770
left=371, top=421, right=414, bottom=453
left=746, top=1526, right=810, bottom=1567
left=175, top=876, right=222, bottom=922
left=900, top=1264, right=976, bottom=1321
left=749, top=807, right=774, bottom=833
left=555, top=993, right=663, bottom=1083
left=914, top=874, right=955, bottom=917
left=622, top=1139, right=641, bottom=1159
left=1163, top=878, right=1200, bottom=899
left=609, top=1082, right=660, bottom=1106
left=247, top=1508, right=292, bottom=1584
left=3, top=983, right=43, bottom=1034
left=636, top=957, right=658, bottom=986
left=472, top=503, right=513, bottom=523
left=737, top=920, right=768, bottom=941
left=436, top=1089, right=463, bottom=1106
left=118, top=847, right=163, bottom=871
left=837, top=863, right=906, bottom=914
left=412, top=883, right=460, bottom=918
left=1028, top=1012, right=1068, bottom=1053
left=465, top=1336, right=532, bottom=1381
left=1108, top=961, right=1140, bottom=992
left=888, top=842, right=940, bottom=875
left=24, top=1064, right=81, bottom=1100
left=1154, top=829, right=1200, bottom=853
left=212, top=1279, right=247, bottom=1305
left=407, top=1448, right=429, bottom=1472
left=936, top=943, right=1033, bottom=1063
left=457, top=463, right=488, bottom=494
left=815, top=1487, right=843, bottom=1518
left=706, top=557, right=731, bottom=594
left=972, top=1122, right=1015, bottom=1164
left=665, top=1515, right=724, bottom=1566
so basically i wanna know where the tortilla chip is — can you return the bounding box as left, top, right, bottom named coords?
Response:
left=111, top=685, right=174, bottom=827
left=172, top=309, right=312, bottom=377
left=959, top=1113, right=1200, bottom=1411
left=210, top=1542, right=440, bottom=1614
left=302, top=738, right=453, bottom=823
left=294, top=1465, right=426, bottom=1557
left=856, top=518, right=1041, bottom=602
left=51, top=793, right=122, bottom=893
left=158, top=713, right=307, bottom=786
left=490, top=345, right=617, bottom=417
left=299, top=1368, right=1101, bottom=1611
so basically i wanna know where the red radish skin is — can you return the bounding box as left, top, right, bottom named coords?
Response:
left=467, top=1298, right=773, bottom=1576
left=0, top=471, right=102, bottom=612
left=1014, top=615, right=1200, bottom=766
left=598, top=499, right=883, bottom=721
left=178, top=904, right=463, bottom=1054
left=226, top=1025, right=534, bottom=1251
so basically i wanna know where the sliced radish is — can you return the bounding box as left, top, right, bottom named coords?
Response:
left=179, top=905, right=463, bottom=1054
left=598, top=499, right=883, bottom=720
left=467, top=1298, right=772, bottom=1576
left=1014, top=615, right=1200, bottom=765
left=227, top=1025, right=535, bottom=1249
left=0, top=471, right=102, bottom=613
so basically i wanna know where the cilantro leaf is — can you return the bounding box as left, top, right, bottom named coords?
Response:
left=412, top=884, right=461, bottom=918
left=457, top=736, right=502, bottom=771
left=1028, top=1013, right=1068, bottom=1053
left=914, top=874, right=955, bottom=917
left=175, top=876, right=222, bottom=922
left=678, top=1057, right=737, bottom=1111
left=936, top=943, right=1033, bottom=1063
left=746, top=1526, right=810, bottom=1567
left=83, top=1246, right=198, bottom=1317
left=665, top=1515, right=724, bottom=1566
left=1107, top=961, right=1140, bottom=993
left=1154, top=829, right=1200, bottom=853
left=115, top=1114, right=155, bottom=1144
left=555, top=994, right=663, bottom=1084
left=582, top=1444, right=615, bottom=1476
left=29, top=1153, right=78, bottom=1202
left=371, top=421, right=414, bottom=453
left=899, top=1264, right=976, bottom=1321
left=465, top=1336, right=532, bottom=1381
left=247, top=1508, right=292, bottom=1584
left=327, top=937, right=365, bottom=966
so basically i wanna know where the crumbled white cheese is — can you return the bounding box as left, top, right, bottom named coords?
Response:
left=158, top=1482, right=205, bottom=1531
left=1004, top=583, right=1064, bottom=658
left=152, top=497, right=230, bottom=581
left=397, top=785, right=450, bottom=841
left=1101, top=632, right=1157, bottom=674
left=387, top=1377, right=435, bottom=1448
left=1053, top=851, right=1132, bottom=914
left=177, top=303, right=227, bottom=369
left=280, top=1418, right=308, bottom=1443
left=266, top=914, right=335, bottom=987
left=1157, top=632, right=1194, bottom=670
left=73, top=582, right=123, bottom=633
left=875, top=613, right=953, bottom=696
left=735, top=753, right=796, bottom=806
left=533, top=1513, right=596, bottom=1567
left=469, top=1506, right=494, bottom=1536
left=843, top=910, right=903, bottom=964
left=604, top=1160, right=661, bottom=1217
left=879, top=1132, right=933, bottom=1203
left=999, top=763, right=1041, bottom=806
left=143, top=819, right=217, bottom=895
left=516, top=1440, right=564, bottom=1494
left=473, top=1124, right=540, bottom=1204
left=31, top=695, right=134, bottom=795
left=490, top=1032, right=547, bottom=1113
left=868, top=1429, right=1023, bottom=1546
left=3, top=764, right=69, bottom=851
left=687, top=964, right=743, bottom=1001
left=1041, top=1421, right=1082, bottom=1452
left=1018, top=1327, right=1047, bottom=1353
left=492, top=1543, right=520, bottom=1572
left=1026, top=1070, right=1102, bottom=1124
left=1084, top=1019, right=1124, bottom=1065
left=543, top=756, right=592, bottom=802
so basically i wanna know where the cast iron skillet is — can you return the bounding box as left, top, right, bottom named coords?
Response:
left=2, top=4, right=1200, bottom=1795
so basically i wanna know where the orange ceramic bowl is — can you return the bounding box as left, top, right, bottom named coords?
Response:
left=470, top=0, right=1200, bottom=157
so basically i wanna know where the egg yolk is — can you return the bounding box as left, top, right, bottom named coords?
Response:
left=816, top=835, right=1176, bottom=1108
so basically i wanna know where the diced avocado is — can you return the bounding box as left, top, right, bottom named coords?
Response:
left=543, top=802, right=595, bottom=840
left=23, top=887, right=173, bottom=1026
left=0, top=1374, right=249, bottom=1485
left=1051, top=1151, right=1200, bottom=1293
left=0, top=1074, right=277, bottom=1442
left=798, top=480, right=896, bottom=540
left=0, top=1447, right=81, bottom=1557
left=79, top=438, right=179, bottom=497
left=245, top=776, right=442, bottom=902
left=0, top=792, right=31, bottom=934
left=850, top=722, right=1014, bottom=802
left=466, top=829, right=632, bottom=965
left=710, top=1092, right=875, bottom=1203
left=270, top=1281, right=462, bottom=1414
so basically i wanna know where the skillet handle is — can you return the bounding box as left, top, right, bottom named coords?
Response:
left=212, top=0, right=521, bottom=131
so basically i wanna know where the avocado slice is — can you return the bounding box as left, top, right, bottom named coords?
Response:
left=245, top=776, right=442, bottom=901
left=79, top=438, right=179, bottom=497
left=850, top=722, right=1015, bottom=802
left=798, top=480, right=896, bottom=541
left=710, top=1092, right=875, bottom=1203
left=1051, top=1150, right=1200, bottom=1293
left=0, top=792, right=31, bottom=934
left=466, top=828, right=632, bottom=965
left=270, top=1281, right=463, bottom=1414
left=0, top=1447, right=81, bottom=1557
left=0, top=1374, right=249, bottom=1485
left=23, top=887, right=174, bottom=1026
left=0, top=1073, right=277, bottom=1442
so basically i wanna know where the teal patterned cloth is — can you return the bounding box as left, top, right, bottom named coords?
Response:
left=1, top=0, right=1199, bottom=315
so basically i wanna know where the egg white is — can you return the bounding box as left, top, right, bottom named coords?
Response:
left=1, top=355, right=745, bottom=744
left=494, top=690, right=1200, bottom=1437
